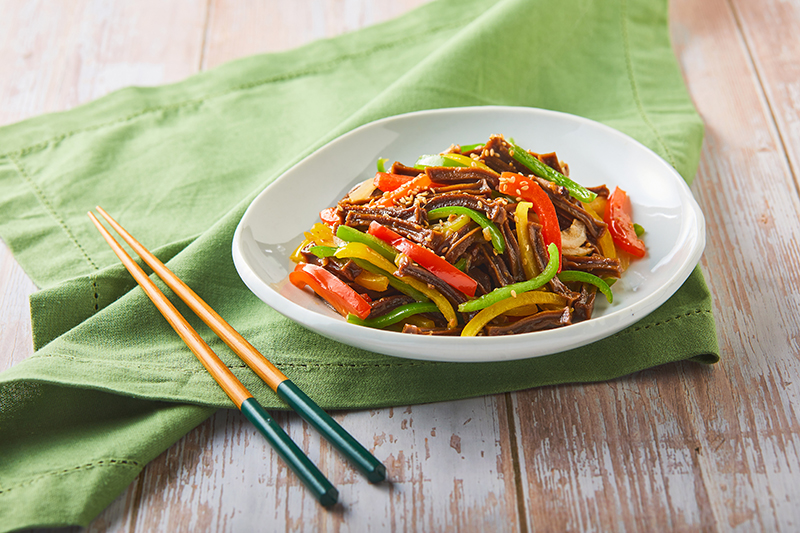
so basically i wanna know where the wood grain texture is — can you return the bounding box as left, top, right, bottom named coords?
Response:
left=130, top=399, right=519, bottom=532
left=514, top=0, right=800, bottom=530
left=2, top=0, right=800, bottom=531
left=0, top=0, right=211, bottom=372
left=200, top=0, right=433, bottom=70
left=0, top=245, right=37, bottom=372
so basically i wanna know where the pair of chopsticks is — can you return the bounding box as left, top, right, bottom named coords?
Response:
left=88, top=207, right=385, bottom=507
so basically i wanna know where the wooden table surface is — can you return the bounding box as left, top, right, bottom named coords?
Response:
left=2, top=1, right=799, bottom=531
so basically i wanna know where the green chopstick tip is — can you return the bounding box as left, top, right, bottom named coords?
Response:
left=277, top=380, right=387, bottom=483
left=319, top=486, right=339, bottom=507
left=367, top=462, right=387, bottom=483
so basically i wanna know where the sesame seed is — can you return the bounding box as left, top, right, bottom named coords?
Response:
left=511, top=290, right=517, bottom=298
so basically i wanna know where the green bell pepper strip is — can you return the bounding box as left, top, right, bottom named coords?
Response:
left=377, top=157, right=389, bottom=173
left=458, top=243, right=559, bottom=312
left=309, top=245, right=337, bottom=258
left=427, top=206, right=505, bottom=254
left=508, top=142, right=596, bottom=203
left=346, top=301, right=440, bottom=329
left=336, top=225, right=397, bottom=261
left=459, top=143, right=484, bottom=153
left=633, top=223, right=645, bottom=237
left=557, top=270, right=613, bottom=303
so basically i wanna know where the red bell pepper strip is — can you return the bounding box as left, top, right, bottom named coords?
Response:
left=289, top=263, right=372, bottom=320
left=373, top=172, right=415, bottom=192
left=367, top=221, right=478, bottom=297
left=604, top=186, right=646, bottom=258
left=319, top=206, right=339, bottom=226
left=498, top=172, right=562, bottom=272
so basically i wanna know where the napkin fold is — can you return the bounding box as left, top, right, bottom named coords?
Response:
left=0, top=0, right=718, bottom=529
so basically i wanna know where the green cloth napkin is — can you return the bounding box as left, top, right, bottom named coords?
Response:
left=0, top=0, right=718, bottom=529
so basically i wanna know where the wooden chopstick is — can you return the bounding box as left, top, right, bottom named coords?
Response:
left=88, top=211, right=338, bottom=507
left=92, top=206, right=386, bottom=484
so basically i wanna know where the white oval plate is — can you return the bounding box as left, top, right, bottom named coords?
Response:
left=232, top=106, right=705, bottom=362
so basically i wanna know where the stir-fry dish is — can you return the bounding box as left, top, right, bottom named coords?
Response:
left=289, top=134, right=647, bottom=336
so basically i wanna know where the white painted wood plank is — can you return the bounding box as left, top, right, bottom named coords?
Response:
left=510, top=0, right=800, bottom=529
left=132, top=398, right=520, bottom=532
left=201, top=0, right=433, bottom=70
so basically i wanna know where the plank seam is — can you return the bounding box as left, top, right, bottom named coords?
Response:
left=504, top=393, right=530, bottom=533
left=726, top=0, right=800, bottom=199
left=0, top=20, right=457, bottom=162
left=198, top=0, right=214, bottom=72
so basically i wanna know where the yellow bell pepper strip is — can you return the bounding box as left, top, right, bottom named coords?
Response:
left=414, top=153, right=466, bottom=169
left=501, top=303, right=541, bottom=317
left=439, top=153, right=498, bottom=174
left=461, top=291, right=567, bottom=337
left=403, top=314, right=437, bottom=329
left=583, top=195, right=607, bottom=220
left=305, top=222, right=336, bottom=247
left=368, top=221, right=478, bottom=297
left=514, top=201, right=538, bottom=279
left=507, top=141, right=596, bottom=203
left=289, top=263, right=371, bottom=320
left=333, top=242, right=457, bottom=326
left=427, top=206, right=505, bottom=254
left=579, top=202, right=617, bottom=259
left=397, top=276, right=458, bottom=328
left=498, top=173, right=562, bottom=272
left=354, top=270, right=389, bottom=292
left=335, top=224, right=397, bottom=261
left=332, top=242, right=424, bottom=300
left=458, top=243, right=559, bottom=312
left=349, top=258, right=428, bottom=302
left=290, top=238, right=311, bottom=263
left=557, top=271, right=613, bottom=303
left=437, top=213, right=472, bottom=236
left=346, top=301, right=440, bottom=329
left=604, top=186, right=646, bottom=258
left=334, top=242, right=408, bottom=285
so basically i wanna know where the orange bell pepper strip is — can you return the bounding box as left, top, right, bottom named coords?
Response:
left=319, top=206, right=340, bottom=226
left=373, top=174, right=442, bottom=207
left=372, top=172, right=415, bottom=192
